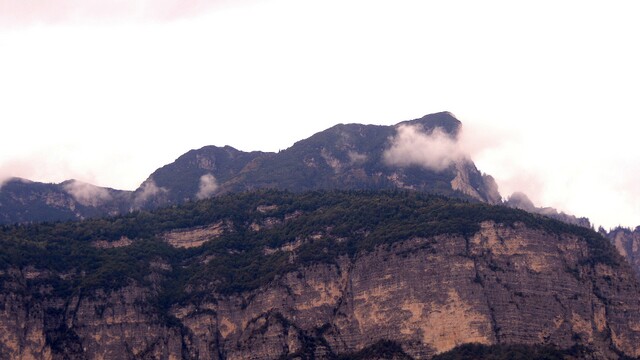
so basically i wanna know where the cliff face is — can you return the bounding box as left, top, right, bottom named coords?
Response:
left=0, top=281, right=182, bottom=360
left=1, top=217, right=639, bottom=359
left=147, top=223, right=640, bottom=359
left=605, top=227, right=640, bottom=278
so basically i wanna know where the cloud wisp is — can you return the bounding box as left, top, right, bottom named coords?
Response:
left=196, top=173, right=218, bottom=199
left=383, top=125, right=468, bottom=172
left=348, top=151, right=367, bottom=165
left=63, top=180, right=113, bottom=207
left=133, top=179, right=168, bottom=208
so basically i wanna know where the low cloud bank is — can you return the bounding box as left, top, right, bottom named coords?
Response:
left=383, top=125, right=467, bottom=172
left=196, top=173, right=218, bottom=199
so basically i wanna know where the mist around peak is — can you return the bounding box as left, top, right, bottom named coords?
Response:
left=62, top=180, right=113, bottom=207
left=383, top=125, right=467, bottom=172
left=133, top=180, right=169, bottom=209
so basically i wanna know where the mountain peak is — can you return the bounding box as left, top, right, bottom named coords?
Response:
left=399, top=111, right=462, bottom=136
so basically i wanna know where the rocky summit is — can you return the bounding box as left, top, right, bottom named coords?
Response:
left=604, top=226, right=640, bottom=278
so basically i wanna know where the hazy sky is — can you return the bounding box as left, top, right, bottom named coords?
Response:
left=1, top=0, right=639, bottom=229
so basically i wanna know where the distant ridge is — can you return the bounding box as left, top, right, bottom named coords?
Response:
left=0, top=112, right=500, bottom=223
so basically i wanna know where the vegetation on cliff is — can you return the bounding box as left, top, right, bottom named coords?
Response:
left=0, top=190, right=623, bottom=300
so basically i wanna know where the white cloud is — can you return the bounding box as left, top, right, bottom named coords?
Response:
left=133, top=179, right=168, bottom=208
left=196, top=173, right=218, bottom=199
left=383, top=125, right=467, bottom=172
left=63, top=180, right=112, bottom=207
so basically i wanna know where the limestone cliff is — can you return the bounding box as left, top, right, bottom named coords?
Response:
left=605, top=227, right=640, bottom=278
left=0, top=191, right=639, bottom=359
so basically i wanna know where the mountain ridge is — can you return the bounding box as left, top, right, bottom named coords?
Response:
left=0, top=112, right=499, bottom=224
left=3, top=111, right=638, bottom=278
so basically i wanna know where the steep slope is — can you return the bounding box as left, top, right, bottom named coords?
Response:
left=0, top=112, right=500, bottom=225
left=0, top=191, right=638, bottom=359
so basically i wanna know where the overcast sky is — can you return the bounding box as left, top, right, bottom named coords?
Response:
left=0, top=0, right=639, bottom=229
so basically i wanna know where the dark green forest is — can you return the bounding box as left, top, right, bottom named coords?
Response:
left=0, top=190, right=622, bottom=305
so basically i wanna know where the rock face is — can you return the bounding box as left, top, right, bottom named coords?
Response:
left=605, top=227, right=640, bottom=278
left=1, top=191, right=640, bottom=360
left=159, top=224, right=640, bottom=359
left=0, top=112, right=500, bottom=224
left=0, top=280, right=182, bottom=360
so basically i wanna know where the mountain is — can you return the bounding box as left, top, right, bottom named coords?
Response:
left=0, top=112, right=500, bottom=224
left=0, top=178, right=131, bottom=224
left=133, top=145, right=267, bottom=208
left=140, top=111, right=500, bottom=204
left=0, top=191, right=638, bottom=359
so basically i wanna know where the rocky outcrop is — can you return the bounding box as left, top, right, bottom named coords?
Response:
left=1, top=221, right=639, bottom=359
left=605, top=227, right=640, bottom=278
left=450, top=161, right=501, bottom=204
left=505, top=192, right=592, bottom=228
left=162, top=221, right=228, bottom=249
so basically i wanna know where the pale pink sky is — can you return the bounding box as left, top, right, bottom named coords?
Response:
left=0, top=0, right=235, bottom=25
left=0, top=0, right=639, bottom=229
